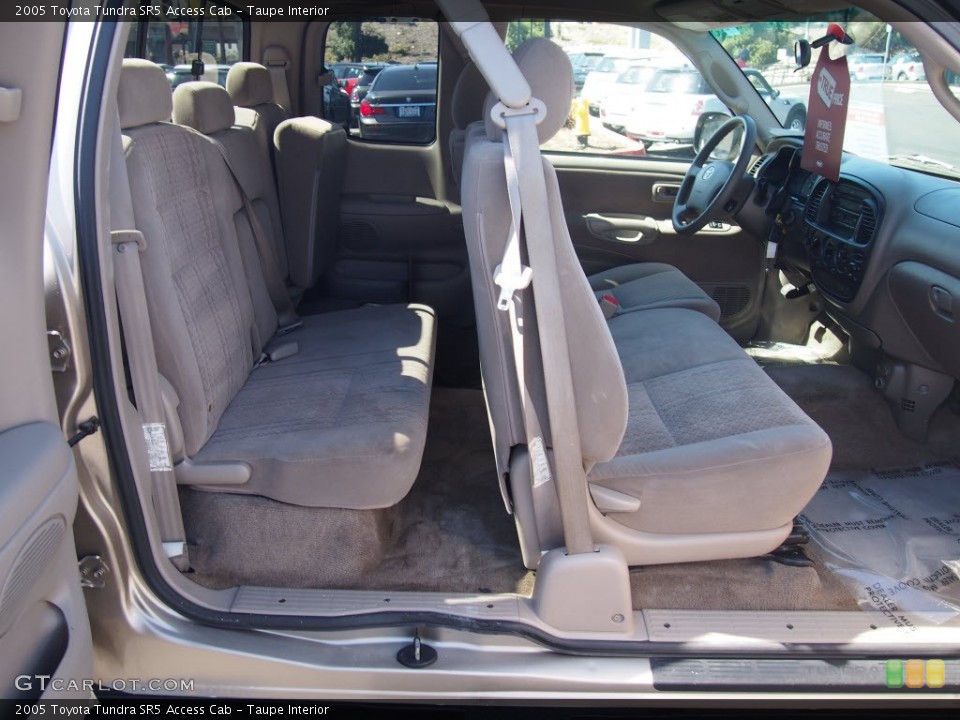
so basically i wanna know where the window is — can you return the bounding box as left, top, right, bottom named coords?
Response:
left=714, top=14, right=960, bottom=177
left=323, top=19, right=439, bottom=144
left=123, top=1, right=247, bottom=90
left=530, top=22, right=697, bottom=159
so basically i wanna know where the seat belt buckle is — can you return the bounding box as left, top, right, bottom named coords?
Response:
left=493, top=263, right=533, bottom=311
left=254, top=340, right=300, bottom=369
left=599, top=294, right=620, bottom=320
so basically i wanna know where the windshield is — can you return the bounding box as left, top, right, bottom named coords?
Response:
left=712, top=12, right=960, bottom=178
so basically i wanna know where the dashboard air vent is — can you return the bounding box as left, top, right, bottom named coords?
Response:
left=806, top=181, right=829, bottom=222
left=748, top=154, right=768, bottom=177
left=856, top=204, right=877, bottom=244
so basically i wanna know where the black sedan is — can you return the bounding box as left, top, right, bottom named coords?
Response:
left=358, top=62, right=438, bottom=143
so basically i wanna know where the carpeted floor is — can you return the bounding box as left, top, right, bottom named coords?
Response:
left=765, top=363, right=960, bottom=470
left=342, top=387, right=532, bottom=595
left=183, top=363, right=958, bottom=614
left=183, top=387, right=533, bottom=595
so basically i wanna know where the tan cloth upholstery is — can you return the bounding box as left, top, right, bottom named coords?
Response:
left=588, top=263, right=721, bottom=321
left=226, top=62, right=290, bottom=180
left=172, top=80, right=290, bottom=314
left=483, top=38, right=573, bottom=146
left=449, top=62, right=489, bottom=189
left=461, top=40, right=719, bottom=322
left=118, top=59, right=436, bottom=509
left=172, top=81, right=235, bottom=135
left=461, top=40, right=830, bottom=562
left=595, top=308, right=831, bottom=535
left=118, top=59, right=172, bottom=130
left=226, top=62, right=274, bottom=107
left=273, top=116, right=347, bottom=289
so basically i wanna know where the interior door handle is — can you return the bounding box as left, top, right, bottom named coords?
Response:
left=584, top=213, right=660, bottom=244
left=652, top=183, right=680, bottom=203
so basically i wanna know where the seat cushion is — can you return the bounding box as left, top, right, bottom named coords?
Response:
left=193, top=304, right=436, bottom=509
left=588, top=262, right=721, bottom=322
left=589, top=307, right=831, bottom=535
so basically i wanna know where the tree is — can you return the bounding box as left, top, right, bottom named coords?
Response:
left=505, top=21, right=548, bottom=53
left=328, top=22, right=389, bottom=62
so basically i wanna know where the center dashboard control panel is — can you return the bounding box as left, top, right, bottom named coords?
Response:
left=802, top=177, right=882, bottom=302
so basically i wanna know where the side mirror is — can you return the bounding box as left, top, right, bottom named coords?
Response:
left=694, top=112, right=737, bottom=159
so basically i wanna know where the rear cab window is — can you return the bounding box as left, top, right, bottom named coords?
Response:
left=323, top=19, right=440, bottom=145
left=123, top=0, right=248, bottom=89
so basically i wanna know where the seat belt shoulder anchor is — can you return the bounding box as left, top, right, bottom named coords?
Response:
left=489, top=98, right=547, bottom=130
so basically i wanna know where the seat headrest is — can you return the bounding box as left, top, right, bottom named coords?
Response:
left=172, top=81, right=236, bottom=135
left=118, top=59, right=173, bottom=130
left=483, top=38, right=573, bottom=145
left=226, top=62, right=275, bottom=108
left=451, top=62, right=489, bottom=130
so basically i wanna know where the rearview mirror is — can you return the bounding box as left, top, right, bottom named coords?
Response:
left=795, top=40, right=812, bottom=69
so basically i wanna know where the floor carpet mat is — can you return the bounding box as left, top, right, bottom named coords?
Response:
left=344, top=387, right=533, bottom=595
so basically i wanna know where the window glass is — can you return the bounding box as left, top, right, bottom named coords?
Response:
left=713, top=12, right=960, bottom=178
left=528, top=21, right=703, bottom=158
left=324, top=20, right=439, bottom=144
left=531, top=22, right=693, bottom=159
left=123, top=1, right=246, bottom=90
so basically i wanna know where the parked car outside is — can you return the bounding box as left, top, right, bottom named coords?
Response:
left=702, top=67, right=807, bottom=131
left=623, top=66, right=712, bottom=147
left=580, top=54, right=644, bottom=116
left=598, top=61, right=659, bottom=133
left=568, top=50, right=605, bottom=92
left=847, top=52, right=892, bottom=81
left=329, top=61, right=367, bottom=95
left=626, top=66, right=807, bottom=148
left=358, top=62, right=438, bottom=143
left=889, top=51, right=926, bottom=81
left=349, top=63, right=388, bottom=123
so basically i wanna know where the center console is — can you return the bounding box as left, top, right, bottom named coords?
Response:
left=802, top=177, right=883, bottom=302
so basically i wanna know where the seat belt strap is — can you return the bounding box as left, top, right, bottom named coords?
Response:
left=112, top=230, right=191, bottom=571
left=497, top=103, right=595, bottom=556
left=206, top=135, right=301, bottom=332
left=109, top=117, right=189, bottom=571
left=497, top=132, right=551, bottom=495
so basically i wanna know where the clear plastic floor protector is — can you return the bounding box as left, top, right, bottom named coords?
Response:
left=798, top=460, right=960, bottom=629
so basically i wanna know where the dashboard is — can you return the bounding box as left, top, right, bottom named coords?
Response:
left=740, top=140, right=960, bottom=382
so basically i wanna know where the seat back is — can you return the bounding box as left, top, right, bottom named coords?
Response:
left=118, top=60, right=260, bottom=456
left=172, top=81, right=284, bottom=344
left=273, top=116, right=347, bottom=290
left=449, top=61, right=488, bottom=190
left=461, top=39, right=627, bottom=482
left=226, top=62, right=289, bottom=176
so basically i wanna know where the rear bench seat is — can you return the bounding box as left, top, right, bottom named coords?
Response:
left=117, top=59, right=435, bottom=509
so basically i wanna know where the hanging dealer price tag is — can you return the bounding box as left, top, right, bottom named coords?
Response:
left=801, top=52, right=850, bottom=180
left=801, top=27, right=851, bottom=182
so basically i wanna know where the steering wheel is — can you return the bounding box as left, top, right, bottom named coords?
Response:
left=672, top=115, right=757, bottom=234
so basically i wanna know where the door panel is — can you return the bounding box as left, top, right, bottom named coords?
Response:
left=550, top=154, right=766, bottom=339
left=0, top=21, right=92, bottom=699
